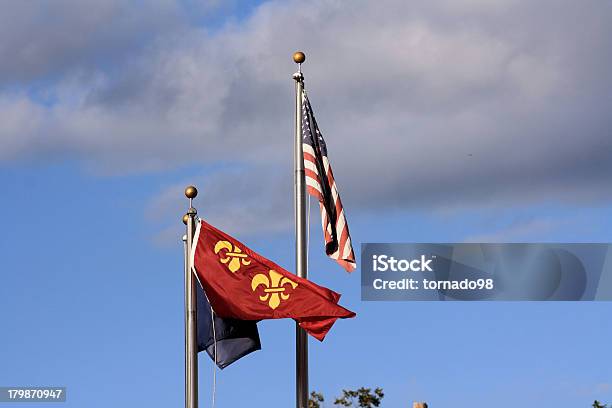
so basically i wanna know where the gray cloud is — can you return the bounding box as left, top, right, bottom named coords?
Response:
left=0, top=0, right=187, bottom=85
left=463, top=218, right=568, bottom=243
left=1, top=0, right=611, bottom=219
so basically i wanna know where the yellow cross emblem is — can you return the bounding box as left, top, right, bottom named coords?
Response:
left=214, top=240, right=251, bottom=273
left=251, top=270, right=298, bottom=310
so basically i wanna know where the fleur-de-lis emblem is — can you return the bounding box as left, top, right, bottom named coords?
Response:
left=251, top=270, right=298, bottom=310
left=214, top=240, right=251, bottom=273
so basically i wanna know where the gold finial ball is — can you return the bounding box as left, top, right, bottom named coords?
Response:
left=182, top=214, right=189, bottom=225
left=184, top=185, right=198, bottom=199
left=293, top=51, right=305, bottom=64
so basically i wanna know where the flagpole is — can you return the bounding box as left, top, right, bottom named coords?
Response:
left=184, top=186, right=199, bottom=408
left=292, top=51, right=309, bottom=408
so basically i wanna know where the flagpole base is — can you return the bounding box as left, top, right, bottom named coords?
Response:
left=296, top=324, right=309, bottom=408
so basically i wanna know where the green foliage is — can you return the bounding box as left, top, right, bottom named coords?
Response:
left=593, top=401, right=608, bottom=408
left=333, top=387, right=385, bottom=407
left=309, top=391, right=324, bottom=408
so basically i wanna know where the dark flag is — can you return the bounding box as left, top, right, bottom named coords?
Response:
left=196, top=276, right=261, bottom=369
left=302, top=91, right=356, bottom=272
left=191, top=219, right=355, bottom=341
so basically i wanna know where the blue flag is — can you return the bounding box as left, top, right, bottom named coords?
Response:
left=196, top=280, right=261, bottom=369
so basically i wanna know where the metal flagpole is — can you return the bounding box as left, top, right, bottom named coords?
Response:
left=292, top=51, right=309, bottom=408
left=183, top=186, right=199, bottom=408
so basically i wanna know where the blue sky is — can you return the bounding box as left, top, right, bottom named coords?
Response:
left=1, top=1, right=611, bottom=407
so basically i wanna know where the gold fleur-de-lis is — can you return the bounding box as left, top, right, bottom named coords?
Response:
left=251, top=270, right=298, bottom=310
left=214, top=240, right=251, bottom=273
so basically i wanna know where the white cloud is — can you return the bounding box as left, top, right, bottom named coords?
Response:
left=146, top=164, right=293, bottom=244
left=1, top=0, right=611, bottom=217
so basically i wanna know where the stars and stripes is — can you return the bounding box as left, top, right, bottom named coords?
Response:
left=302, top=91, right=356, bottom=273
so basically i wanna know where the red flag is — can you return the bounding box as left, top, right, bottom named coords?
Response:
left=191, top=219, right=355, bottom=341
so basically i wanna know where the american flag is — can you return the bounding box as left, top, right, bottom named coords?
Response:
left=302, top=91, right=356, bottom=273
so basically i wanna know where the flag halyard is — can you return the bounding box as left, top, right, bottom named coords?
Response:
left=195, top=280, right=261, bottom=369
